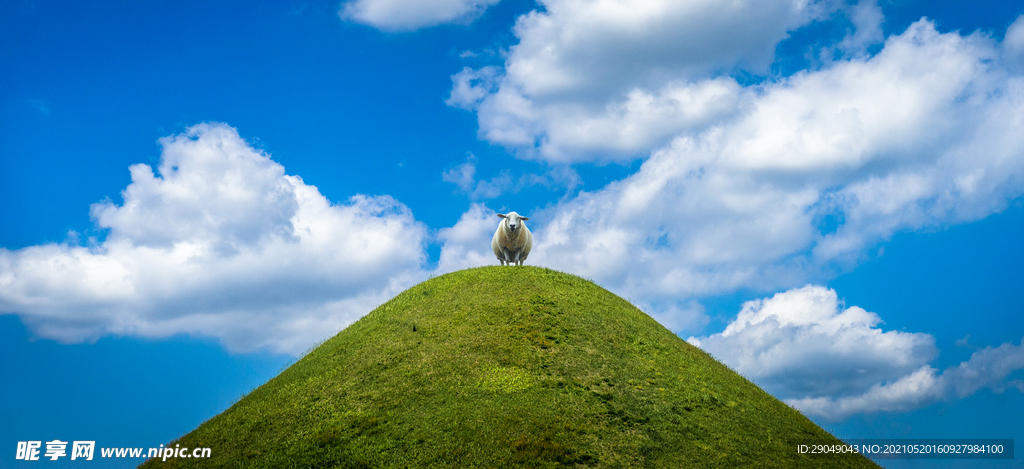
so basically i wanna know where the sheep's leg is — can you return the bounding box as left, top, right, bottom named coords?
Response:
left=503, top=249, right=512, bottom=266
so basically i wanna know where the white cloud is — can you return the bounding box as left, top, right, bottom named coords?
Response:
left=688, top=285, right=937, bottom=399
left=478, top=20, right=1024, bottom=308
left=504, top=0, right=837, bottom=98
left=786, top=366, right=944, bottom=420
left=474, top=77, right=745, bottom=162
left=1005, top=15, right=1024, bottom=63
left=437, top=15, right=1024, bottom=349
left=436, top=203, right=500, bottom=272
left=441, top=154, right=515, bottom=199
left=835, top=0, right=884, bottom=57
left=447, top=66, right=502, bottom=111
left=0, top=123, right=428, bottom=355
left=440, top=152, right=583, bottom=200
left=450, top=0, right=848, bottom=161
left=436, top=8, right=1023, bottom=322
left=688, top=285, right=1024, bottom=421
left=638, top=300, right=709, bottom=334
left=789, top=337, right=1024, bottom=420
left=943, top=339, right=1024, bottom=398
left=442, top=155, right=479, bottom=192
left=340, top=0, right=501, bottom=31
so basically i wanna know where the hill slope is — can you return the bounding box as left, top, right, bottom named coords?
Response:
left=144, top=267, right=876, bottom=468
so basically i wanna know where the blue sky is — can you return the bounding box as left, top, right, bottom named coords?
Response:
left=2, top=0, right=1023, bottom=467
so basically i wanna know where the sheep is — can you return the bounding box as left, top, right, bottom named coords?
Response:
left=491, top=211, right=533, bottom=266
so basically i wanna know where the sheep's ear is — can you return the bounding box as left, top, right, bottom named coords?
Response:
left=497, top=214, right=507, bottom=218
left=520, top=217, right=529, bottom=221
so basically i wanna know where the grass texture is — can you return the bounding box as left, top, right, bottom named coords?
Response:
left=141, top=266, right=877, bottom=468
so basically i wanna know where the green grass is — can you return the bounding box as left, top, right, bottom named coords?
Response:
left=142, top=267, right=877, bottom=468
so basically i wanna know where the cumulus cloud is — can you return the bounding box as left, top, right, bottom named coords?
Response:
left=436, top=203, right=499, bottom=272
left=438, top=7, right=1024, bottom=319
left=0, top=123, right=428, bottom=355
left=440, top=152, right=583, bottom=201
left=790, top=340, right=1024, bottom=420
left=1005, top=14, right=1024, bottom=71
left=826, top=0, right=885, bottom=58
left=447, top=67, right=502, bottom=111
left=442, top=155, right=479, bottom=192
left=637, top=300, right=709, bottom=335
left=437, top=9, right=1024, bottom=344
left=340, top=0, right=501, bottom=31
left=688, top=286, right=937, bottom=399
left=504, top=0, right=837, bottom=98
left=688, top=285, right=1024, bottom=420
left=449, top=0, right=848, bottom=161
left=441, top=154, right=514, bottom=199
left=475, top=20, right=1024, bottom=312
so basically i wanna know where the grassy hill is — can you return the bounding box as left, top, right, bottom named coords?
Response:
left=142, top=266, right=876, bottom=468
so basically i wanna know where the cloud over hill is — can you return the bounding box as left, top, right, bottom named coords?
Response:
left=0, top=123, right=427, bottom=354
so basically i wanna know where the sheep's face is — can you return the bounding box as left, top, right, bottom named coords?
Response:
left=498, top=212, right=529, bottom=233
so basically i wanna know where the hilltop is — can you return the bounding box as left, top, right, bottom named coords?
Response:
left=142, top=266, right=876, bottom=468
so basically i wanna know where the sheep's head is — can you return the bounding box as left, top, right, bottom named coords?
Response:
left=498, top=212, right=529, bottom=233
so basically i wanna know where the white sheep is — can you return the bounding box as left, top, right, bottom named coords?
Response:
left=491, top=211, right=533, bottom=266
